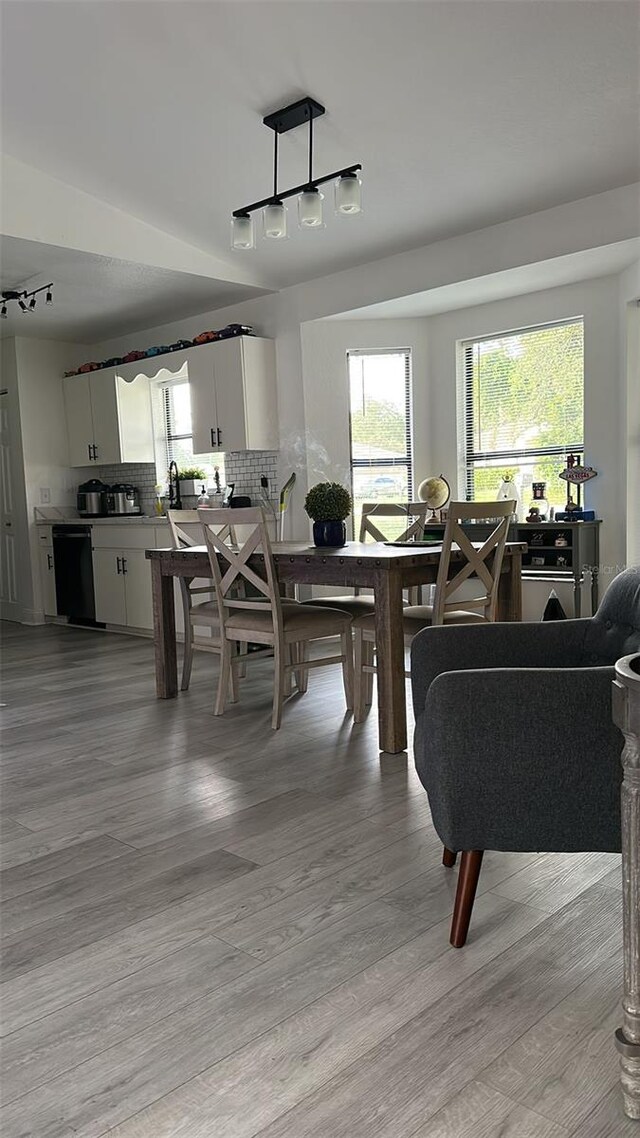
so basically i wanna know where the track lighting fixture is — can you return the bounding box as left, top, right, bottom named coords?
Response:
left=0, top=282, right=54, bottom=315
left=232, top=96, right=361, bottom=250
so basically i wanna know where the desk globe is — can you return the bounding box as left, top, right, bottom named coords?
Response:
left=418, top=475, right=451, bottom=519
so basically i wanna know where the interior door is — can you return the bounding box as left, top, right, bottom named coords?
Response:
left=0, top=390, right=20, bottom=620
left=121, top=548, right=153, bottom=629
left=63, top=374, right=95, bottom=466
left=90, top=371, right=121, bottom=465
left=212, top=337, right=247, bottom=453
left=92, top=548, right=127, bottom=625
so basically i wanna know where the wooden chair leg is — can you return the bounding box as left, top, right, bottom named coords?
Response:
left=214, top=639, right=233, bottom=716
left=272, top=642, right=286, bottom=730
left=353, top=628, right=367, bottom=722
left=228, top=643, right=240, bottom=703
left=442, top=847, right=457, bottom=868
left=450, top=850, right=484, bottom=948
left=341, top=630, right=354, bottom=712
left=237, top=641, right=248, bottom=679
left=364, top=638, right=375, bottom=704
left=295, top=641, right=309, bottom=693
left=181, top=618, right=194, bottom=691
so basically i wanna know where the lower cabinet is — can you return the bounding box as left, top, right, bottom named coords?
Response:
left=92, top=547, right=153, bottom=630
left=39, top=547, right=58, bottom=617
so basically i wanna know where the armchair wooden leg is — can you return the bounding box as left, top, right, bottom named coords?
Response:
left=442, top=847, right=457, bottom=868
left=215, top=640, right=233, bottom=716
left=450, top=850, right=484, bottom=948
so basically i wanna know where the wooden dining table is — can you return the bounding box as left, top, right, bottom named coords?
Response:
left=146, top=540, right=525, bottom=754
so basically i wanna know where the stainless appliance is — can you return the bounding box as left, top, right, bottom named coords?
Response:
left=77, top=479, right=108, bottom=517
left=53, top=525, right=97, bottom=623
left=105, top=483, right=142, bottom=516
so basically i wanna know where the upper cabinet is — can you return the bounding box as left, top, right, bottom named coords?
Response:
left=189, top=337, right=277, bottom=455
left=63, top=337, right=277, bottom=467
left=63, top=368, right=155, bottom=467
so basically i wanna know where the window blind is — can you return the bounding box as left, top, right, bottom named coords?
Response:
left=348, top=348, right=413, bottom=494
left=462, top=319, right=584, bottom=500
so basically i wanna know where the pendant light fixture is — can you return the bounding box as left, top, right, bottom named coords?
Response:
left=232, top=96, right=361, bottom=250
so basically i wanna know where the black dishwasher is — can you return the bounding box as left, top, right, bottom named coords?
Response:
left=52, top=525, right=96, bottom=623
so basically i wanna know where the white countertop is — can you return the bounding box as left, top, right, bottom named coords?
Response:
left=34, top=507, right=168, bottom=526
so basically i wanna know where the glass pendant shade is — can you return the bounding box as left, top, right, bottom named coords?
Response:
left=263, top=200, right=287, bottom=239
left=298, top=187, right=324, bottom=228
left=231, top=213, right=255, bottom=250
left=335, top=171, right=362, bottom=215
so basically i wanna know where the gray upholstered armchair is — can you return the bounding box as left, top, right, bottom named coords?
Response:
left=411, top=565, right=640, bottom=947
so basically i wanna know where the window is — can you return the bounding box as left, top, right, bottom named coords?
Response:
left=348, top=348, right=413, bottom=538
left=461, top=319, right=584, bottom=510
left=162, top=381, right=195, bottom=469
left=160, top=380, right=221, bottom=486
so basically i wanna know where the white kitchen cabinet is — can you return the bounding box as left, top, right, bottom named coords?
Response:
left=93, top=548, right=127, bottom=626
left=63, top=368, right=155, bottom=467
left=92, top=530, right=154, bottom=630
left=189, top=337, right=277, bottom=455
left=39, top=546, right=57, bottom=617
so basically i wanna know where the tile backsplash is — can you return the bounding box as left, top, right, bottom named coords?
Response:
left=73, top=453, right=279, bottom=517
left=75, top=463, right=158, bottom=515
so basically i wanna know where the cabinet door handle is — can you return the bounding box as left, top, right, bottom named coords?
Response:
left=116, top=556, right=122, bottom=574
left=88, top=443, right=93, bottom=461
left=210, top=427, right=216, bottom=447
left=47, top=553, right=53, bottom=570
left=93, top=444, right=98, bottom=461
left=217, top=428, right=222, bottom=446
left=122, top=557, right=127, bottom=574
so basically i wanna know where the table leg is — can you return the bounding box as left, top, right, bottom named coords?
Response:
left=151, top=562, right=177, bottom=699
left=373, top=567, right=406, bottom=754
left=573, top=571, right=582, bottom=619
left=497, top=552, right=523, bottom=622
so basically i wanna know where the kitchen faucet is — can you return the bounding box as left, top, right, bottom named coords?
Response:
left=167, top=461, right=182, bottom=510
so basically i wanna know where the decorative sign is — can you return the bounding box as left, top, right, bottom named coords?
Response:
left=559, top=453, right=598, bottom=484
left=559, top=465, right=598, bottom=484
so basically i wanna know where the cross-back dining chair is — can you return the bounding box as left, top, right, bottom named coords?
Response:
left=353, top=499, right=515, bottom=720
left=167, top=509, right=242, bottom=691
left=199, top=507, right=354, bottom=729
left=302, top=500, right=430, bottom=617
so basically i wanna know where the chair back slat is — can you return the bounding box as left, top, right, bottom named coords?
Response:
left=358, top=502, right=430, bottom=601
left=359, top=501, right=429, bottom=543
left=167, top=508, right=236, bottom=549
left=431, top=500, right=515, bottom=624
left=198, top=507, right=283, bottom=635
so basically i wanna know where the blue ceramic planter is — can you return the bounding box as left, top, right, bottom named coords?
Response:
left=313, top=520, right=347, bottom=547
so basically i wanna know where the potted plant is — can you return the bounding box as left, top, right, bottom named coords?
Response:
left=304, top=481, right=352, bottom=547
left=177, top=466, right=207, bottom=497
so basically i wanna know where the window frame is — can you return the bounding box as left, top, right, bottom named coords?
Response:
left=161, top=379, right=193, bottom=468
left=347, top=347, right=414, bottom=508
left=461, top=317, right=584, bottom=501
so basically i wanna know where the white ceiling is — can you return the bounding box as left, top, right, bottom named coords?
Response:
left=0, top=236, right=268, bottom=343
left=2, top=0, right=639, bottom=294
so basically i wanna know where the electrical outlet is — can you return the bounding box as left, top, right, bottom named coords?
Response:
left=40, top=487, right=51, bottom=504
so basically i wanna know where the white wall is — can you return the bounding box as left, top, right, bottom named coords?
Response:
left=425, top=275, right=624, bottom=617
left=0, top=338, right=30, bottom=622
left=619, top=261, right=640, bottom=568
left=10, top=338, right=85, bottom=621
left=300, top=318, right=430, bottom=534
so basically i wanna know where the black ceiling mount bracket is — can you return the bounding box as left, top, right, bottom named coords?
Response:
left=263, top=96, right=325, bottom=135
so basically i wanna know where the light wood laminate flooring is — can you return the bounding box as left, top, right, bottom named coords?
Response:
left=0, top=622, right=625, bottom=1137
